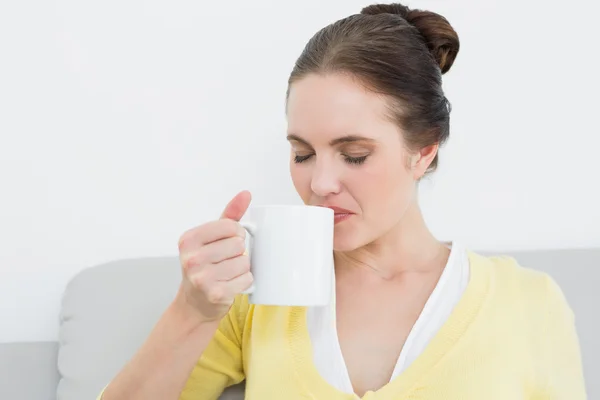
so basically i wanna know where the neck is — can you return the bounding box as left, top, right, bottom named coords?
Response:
left=334, top=201, right=449, bottom=280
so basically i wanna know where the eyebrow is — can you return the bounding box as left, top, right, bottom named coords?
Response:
left=286, top=134, right=375, bottom=147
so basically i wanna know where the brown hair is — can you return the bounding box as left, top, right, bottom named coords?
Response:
left=287, top=3, right=460, bottom=173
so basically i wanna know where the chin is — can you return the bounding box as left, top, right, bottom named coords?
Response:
left=332, top=227, right=364, bottom=252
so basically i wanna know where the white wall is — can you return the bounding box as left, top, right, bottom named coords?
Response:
left=1, top=0, right=598, bottom=342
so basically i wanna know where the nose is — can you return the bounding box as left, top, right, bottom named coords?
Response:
left=310, top=156, right=342, bottom=197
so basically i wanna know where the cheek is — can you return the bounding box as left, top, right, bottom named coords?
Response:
left=290, top=162, right=312, bottom=203
left=362, top=158, right=404, bottom=190
left=351, top=156, right=414, bottom=212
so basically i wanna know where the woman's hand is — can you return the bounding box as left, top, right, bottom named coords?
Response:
left=175, top=191, right=253, bottom=323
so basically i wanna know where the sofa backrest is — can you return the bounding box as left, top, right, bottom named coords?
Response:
left=56, top=256, right=244, bottom=400
left=2, top=248, right=596, bottom=400
left=0, top=341, right=59, bottom=400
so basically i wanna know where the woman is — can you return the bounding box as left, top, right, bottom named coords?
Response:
left=100, top=3, right=586, bottom=399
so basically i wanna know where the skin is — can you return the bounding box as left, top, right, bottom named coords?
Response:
left=101, top=72, right=453, bottom=400
left=287, top=72, right=452, bottom=396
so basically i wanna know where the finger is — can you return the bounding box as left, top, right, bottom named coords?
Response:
left=181, top=236, right=246, bottom=272
left=191, top=272, right=253, bottom=305
left=225, top=271, right=254, bottom=295
left=213, top=254, right=251, bottom=281
left=186, top=254, right=250, bottom=292
left=220, top=190, right=252, bottom=221
left=178, top=191, right=251, bottom=252
left=178, top=219, right=245, bottom=251
left=203, top=236, right=246, bottom=263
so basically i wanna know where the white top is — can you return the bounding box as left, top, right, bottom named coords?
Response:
left=306, top=243, right=470, bottom=394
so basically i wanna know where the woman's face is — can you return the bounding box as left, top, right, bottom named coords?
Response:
left=287, top=73, right=426, bottom=252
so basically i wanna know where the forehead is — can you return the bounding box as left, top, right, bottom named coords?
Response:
left=286, top=73, right=397, bottom=142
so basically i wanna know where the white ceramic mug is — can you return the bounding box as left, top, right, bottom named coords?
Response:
left=240, top=205, right=334, bottom=306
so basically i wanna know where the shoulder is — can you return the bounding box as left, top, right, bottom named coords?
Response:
left=229, top=294, right=252, bottom=326
left=469, top=251, right=558, bottom=289
left=228, top=295, right=288, bottom=331
left=467, top=251, right=573, bottom=319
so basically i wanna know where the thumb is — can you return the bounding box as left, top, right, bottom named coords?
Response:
left=220, top=190, right=252, bottom=221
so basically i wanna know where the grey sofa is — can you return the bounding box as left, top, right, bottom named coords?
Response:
left=1, top=248, right=598, bottom=399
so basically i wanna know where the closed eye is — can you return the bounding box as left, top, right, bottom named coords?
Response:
left=293, top=154, right=369, bottom=165
left=345, top=155, right=368, bottom=165
left=294, top=154, right=313, bottom=163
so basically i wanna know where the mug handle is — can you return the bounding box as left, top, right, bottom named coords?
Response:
left=240, top=221, right=256, bottom=295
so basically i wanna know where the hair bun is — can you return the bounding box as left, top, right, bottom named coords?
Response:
left=361, top=3, right=459, bottom=74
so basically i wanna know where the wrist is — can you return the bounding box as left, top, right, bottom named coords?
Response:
left=169, top=290, right=220, bottom=336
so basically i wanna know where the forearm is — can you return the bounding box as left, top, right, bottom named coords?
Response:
left=101, top=295, right=220, bottom=400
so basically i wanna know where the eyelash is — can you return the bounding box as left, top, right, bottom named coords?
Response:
left=293, top=154, right=368, bottom=165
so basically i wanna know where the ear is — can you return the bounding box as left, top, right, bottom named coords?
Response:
left=411, top=143, right=439, bottom=179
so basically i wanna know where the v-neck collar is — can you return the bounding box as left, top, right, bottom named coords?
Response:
left=288, top=251, right=492, bottom=399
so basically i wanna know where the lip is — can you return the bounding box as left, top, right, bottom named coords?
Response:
left=318, top=205, right=355, bottom=215
left=315, top=205, right=355, bottom=224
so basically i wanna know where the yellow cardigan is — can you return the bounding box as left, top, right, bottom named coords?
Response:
left=101, top=252, right=588, bottom=399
